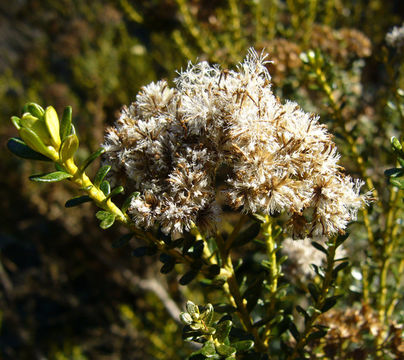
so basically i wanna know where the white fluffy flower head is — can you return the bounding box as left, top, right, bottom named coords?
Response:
left=102, top=49, right=368, bottom=237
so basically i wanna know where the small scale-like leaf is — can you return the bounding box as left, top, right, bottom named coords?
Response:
left=106, top=186, right=125, bottom=200
left=321, top=295, right=341, bottom=312
left=100, top=180, right=111, bottom=196
left=200, top=304, right=214, bottom=326
left=7, top=138, right=51, bottom=161
left=215, top=319, right=232, bottom=343
left=201, top=341, right=216, bottom=357
left=11, top=116, right=21, bottom=130
left=44, top=106, right=61, bottom=148
left=160, top=261, right=176, bottom=274
left=332, top=261, right=349, bottom=278
left=385, top=167, right=404, bottom=178
left=94, top=165, right=111, bottom=188
left=216, top=345, right=236, bottom=357
left=112, top=233, right=133, bottom=248
left=122, top=191, right=140, bottom=213
left=307, top=329, right=328, bottom=343
left=30, top=171, right=73, bottom=183
left=96, top=211, right=116, bottom=229
left=311, top=241, right=328, bottom=255
left=207, top=264, right=221, bottom=278
left=296, top=305, right=310, bottom=323
left=26, top=103, right=45, bottom=118
left=186, top=301, right=200, bottom=318
left=79, top=147, right=106, bottom=173
left=231, top=340, right=254, bottom=352
left=96, top=210, right=112, bottom=220
left=180, top=270, right=198, bottom=285
left=308, top=283, right=319, bottom=302
left=189, top=240, right=204, bottom=259
left=232, top=221, right=261, bottom=248
left=390, top=178, right=404, bottom=190
left=19, top=127, right=55, bottom=159
left=288, top=321, right=300, bottom=341
left=180, top=312, right=193, bottom=325
left=60, top=106, right=72, bottom=141
left=60, top=134, right=79, bottom=162
left=65, top=195, right=92, bottom=208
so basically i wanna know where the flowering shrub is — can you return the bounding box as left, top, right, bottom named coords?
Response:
left=9, top=46, right=404, bottom=359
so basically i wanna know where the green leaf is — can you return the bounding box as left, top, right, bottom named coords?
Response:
left=60, top=134, right=79, bottom=162
left=296, top=305, right=310, bottom=323
left=44, top=106, right=61, bottom=148
left=321, top=295, right=341, bottom=312
left=308, top=283, right=319, bottom=302
left=186, top=301, right=200, bottom=318
left=231, top=221, right=261, bottom=248
left=215, top=320, right=232, bottom=343
left=180, top=312, right=193, bottom=325
left=207, top=264, right=221, bottom=278
left=251, top=213, right=267, bottom=223
left=112, top=233, right=133, bottom=248
left=7, top=137, right=51, bottom=161
left=390, top=178, right=404, bottom=190
left=65, top=195, right=92, bottom=208
left=216, top=344, right=236, bottom=357
left=122, top=191, right=140, bottom=213
left=160, top=261, right=176, bottom=274
left=94, top=165, right=111, bottom=188
left=200, top=304, right=214, bottom=326
left=391, top=136, right=403, bottom=154
left=96, top=211, right=116, bottom=229
left=189, top=240, right=204, bottom=259
left=311, top=241, right=328, bottom=255
left=79, top=148, right=106, bottom=174
left=332, top=261, right=349, bottom=278
left=30, top=171, right=73, bottom=182
left=307, top=329, right=328, bottom=342
left=19, top=127, right=56, bottom=159
left=201, top=341, right=217, bottom=357
left=106, top=186, right=125, bottom=200
left=385, top=167, right=404, bottom=178
left=100, top=180, right=111, bottom=196
left=26, top=102, right=45, bottom=118
left=60, top=106, right=72, bottom=141
left=11, top=116, right=21, bottom=130
left=288, top=320, right=300, bottom=341
left=231, top=340, right=254, bottom=352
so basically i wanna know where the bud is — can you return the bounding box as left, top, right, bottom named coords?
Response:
left=12, top=103, right=62, bottom=161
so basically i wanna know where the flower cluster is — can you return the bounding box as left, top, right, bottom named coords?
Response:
left=103, top=49, right=367, bottom=237
left=386, top=23, right=404, bottom=49
left=281, top=237, right=346, bottom=278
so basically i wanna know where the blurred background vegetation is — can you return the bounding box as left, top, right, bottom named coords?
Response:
left=1, top=0, right=404, bottom=359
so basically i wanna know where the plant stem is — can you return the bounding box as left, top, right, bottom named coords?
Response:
left=287, top=237, right=338, bottom=360
left=262, top=215, right=280, bottom=345
left=215, top=231, right=267, bottom=352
